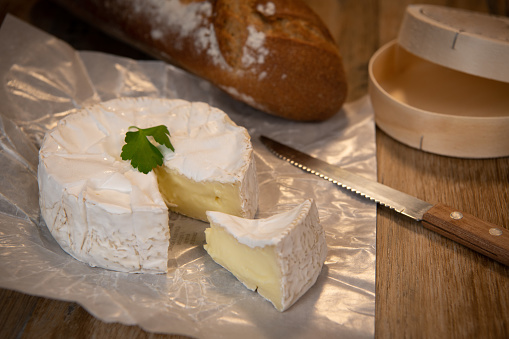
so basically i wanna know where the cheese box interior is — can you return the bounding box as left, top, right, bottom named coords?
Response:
left=369, top=4, right=509, bottom=158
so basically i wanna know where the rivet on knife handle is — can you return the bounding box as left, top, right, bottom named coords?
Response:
left=422, top=203, right=509, bottom=266
left=260, top=135, right=509, bottom=266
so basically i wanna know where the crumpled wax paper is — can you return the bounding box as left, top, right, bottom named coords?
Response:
left=0, top=15, right=376, bottom=339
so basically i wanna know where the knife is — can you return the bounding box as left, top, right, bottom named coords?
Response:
left=260, top=135, right=509, bottom=266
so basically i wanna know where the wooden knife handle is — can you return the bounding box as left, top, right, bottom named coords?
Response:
left=422, top=203, right=509, bottom=266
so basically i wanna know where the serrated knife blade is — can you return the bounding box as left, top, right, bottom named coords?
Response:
left=260, top=135, right=509, bottom=266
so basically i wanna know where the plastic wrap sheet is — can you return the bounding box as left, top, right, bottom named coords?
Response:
left=0, top=15, right=376, bottom=338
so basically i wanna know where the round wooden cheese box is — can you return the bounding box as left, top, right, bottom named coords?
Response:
left=369, top=4, right=509, bottom=158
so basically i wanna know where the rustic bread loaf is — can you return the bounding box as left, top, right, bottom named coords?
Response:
left=53, top=0, right=348, bottom=121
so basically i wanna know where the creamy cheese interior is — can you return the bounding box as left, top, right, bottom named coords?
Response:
left=155, top=167, right=244, bottom=221
left=204, top=226, right=283, bottom=309
left=38, top=97, right=258, bottom=274
left=204, top=199, right=327, bottom=311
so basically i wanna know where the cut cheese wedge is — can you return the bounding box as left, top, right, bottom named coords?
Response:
left=204, top=199, right=327, bottom=311
left=38, top=97, right=258, bottom=273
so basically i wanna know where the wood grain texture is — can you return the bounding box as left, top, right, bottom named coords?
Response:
left=422, top=203, right=509, bottom=266
left=376, top=128, right=509, bottom=338
left=0, top=288, right=192, bottom=339
left=1, top=0, right=508, bottom=338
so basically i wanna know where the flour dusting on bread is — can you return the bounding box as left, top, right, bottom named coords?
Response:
left=145, top=0, right=229, bottom=69
left=256, top=2, right=276, bottom=16
left=242, top=25, right=269, bottom=68
left=52, top=0, right=348, bottom=121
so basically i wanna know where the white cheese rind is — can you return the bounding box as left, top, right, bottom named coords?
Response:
left=205, top=199, right=327, bottom=311
left=38, top=97, right=258, bottom=273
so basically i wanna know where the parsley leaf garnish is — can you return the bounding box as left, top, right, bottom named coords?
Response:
left=121, top=125, right=174, bottom=174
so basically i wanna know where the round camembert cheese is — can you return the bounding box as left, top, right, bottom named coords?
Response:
left=204, top=199, right=327, bottom=311
left=38, top=97, right=258, bottom=273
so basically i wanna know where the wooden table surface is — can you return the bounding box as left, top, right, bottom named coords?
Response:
left=1, top=0, right=508, bottom=338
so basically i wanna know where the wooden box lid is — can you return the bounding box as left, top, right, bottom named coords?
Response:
left=398, top=4, right=509, bottom=83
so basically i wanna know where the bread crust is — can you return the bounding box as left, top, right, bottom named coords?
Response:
left=53, top=0, right=348, bottom=121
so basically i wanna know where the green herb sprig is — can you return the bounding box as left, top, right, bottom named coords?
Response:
left=121, top=125, right=174, bottom=174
